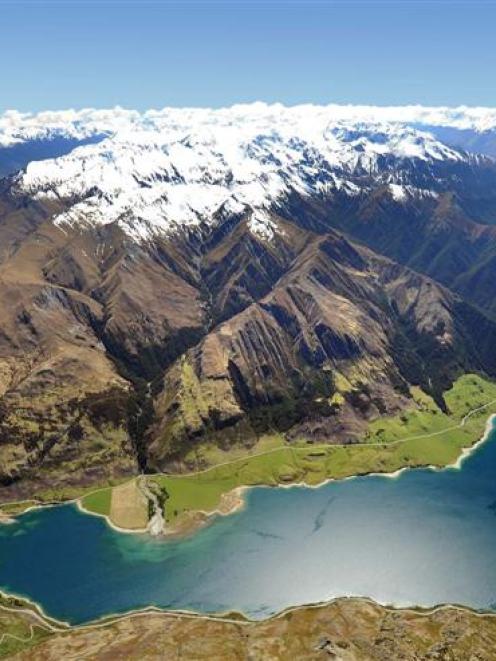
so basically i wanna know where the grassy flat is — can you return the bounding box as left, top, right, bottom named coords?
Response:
left=365, top=375, right=496, bottom=444
left=79, top=374, right=496, bottom=529
left=151, top=374, right=496, bottom=526
left=81, top=487, right=112, bottom=516
left=108, top=480, right=149, bottom=529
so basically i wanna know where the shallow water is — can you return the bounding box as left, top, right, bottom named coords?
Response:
left=1, top=424, right=496, bottom=625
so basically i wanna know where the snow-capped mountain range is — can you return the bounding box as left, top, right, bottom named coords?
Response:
left=3, top=103, right=496, bottom=240
left=3, top=105, right=496, bottom=496
left=3, top=103, right=496, bottom=147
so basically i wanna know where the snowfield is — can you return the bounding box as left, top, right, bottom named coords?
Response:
left=2, top=103, right=495, bottom=240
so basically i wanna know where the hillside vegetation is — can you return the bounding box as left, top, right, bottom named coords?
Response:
left=79, top=374, right=496, bottom=531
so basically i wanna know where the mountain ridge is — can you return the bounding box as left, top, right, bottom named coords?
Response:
left=1, top=107, right=496, bottom=500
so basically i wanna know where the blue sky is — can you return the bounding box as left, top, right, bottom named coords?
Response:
left=1, top=0, right=495, bottom=111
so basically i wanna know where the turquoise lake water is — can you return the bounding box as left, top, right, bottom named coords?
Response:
left=1, top=422, right=496, bottom=625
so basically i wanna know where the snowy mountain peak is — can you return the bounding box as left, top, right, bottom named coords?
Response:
left=6, top=103, right=491, bottom=240
left=3, top=102, right=496, bottom=148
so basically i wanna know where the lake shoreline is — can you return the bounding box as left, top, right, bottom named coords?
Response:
left=2, top=415, right=496, bottom=635
left=3, top=587, right=496, bottom=635
left=139, top=411, right=496, bottom=540
left=96, top=409, right=496, bottom=538
left=5, top=591, right=496, bottom=659
left=2, top=413, right=495, bottom=539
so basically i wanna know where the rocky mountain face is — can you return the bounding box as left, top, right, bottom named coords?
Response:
left=1, top=104, right=496, bottom=498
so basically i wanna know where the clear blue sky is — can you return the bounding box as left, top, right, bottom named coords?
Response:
left=1, top=0, right=495, bottom=112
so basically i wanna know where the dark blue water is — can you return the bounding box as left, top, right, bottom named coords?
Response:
left=2, top=424, right=496, bottom=625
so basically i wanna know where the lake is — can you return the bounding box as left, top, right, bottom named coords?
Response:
left=1, top=421, right=496, bottom=625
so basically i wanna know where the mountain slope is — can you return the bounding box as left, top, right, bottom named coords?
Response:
left=2, top=104, right=496, bottom=499
left=8, top=103, right=496, bottom=319
left=147, top=227, right=496, bottom=469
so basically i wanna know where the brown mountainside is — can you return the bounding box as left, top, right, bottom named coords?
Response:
left=1, top=190, right=496, bottom=499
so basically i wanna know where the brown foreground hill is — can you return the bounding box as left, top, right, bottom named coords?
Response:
left=3, top=597, right=496, bottom=660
